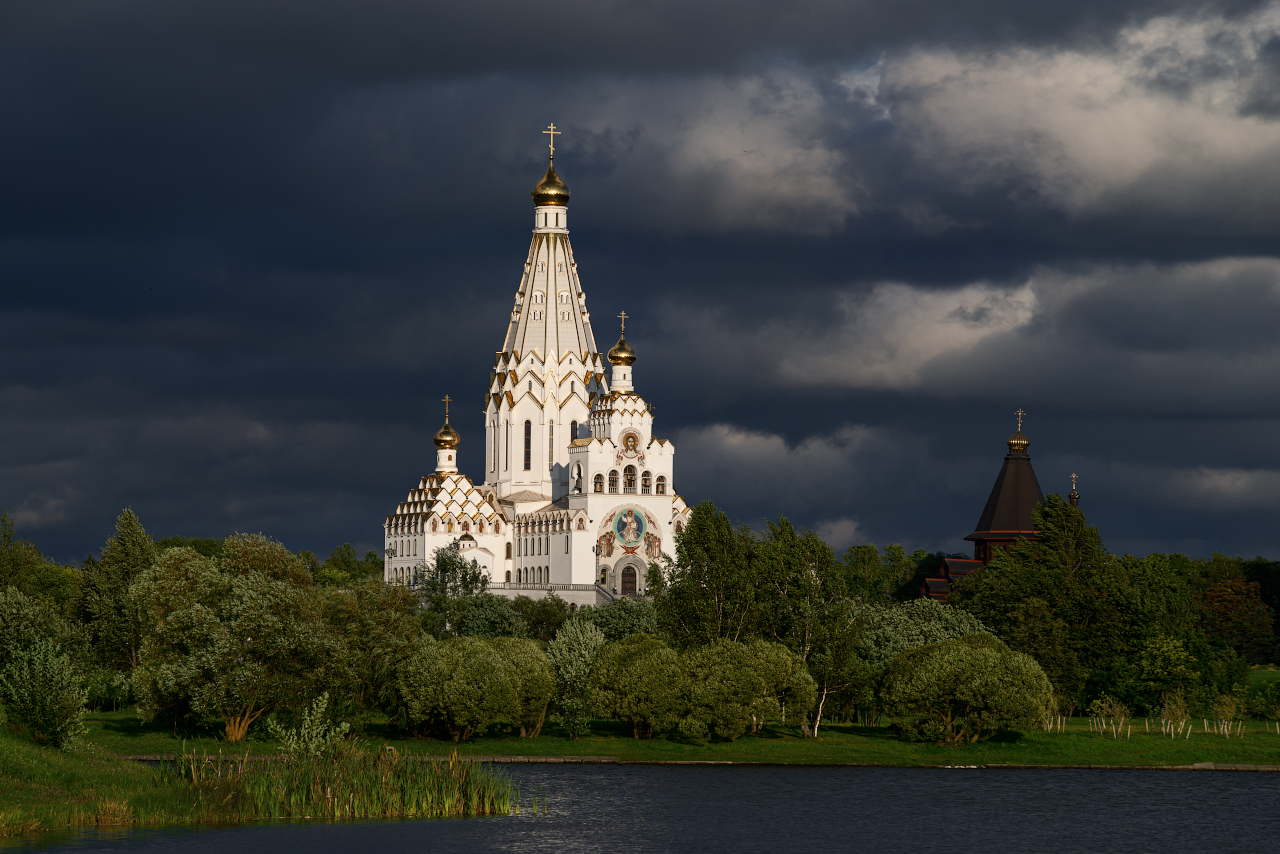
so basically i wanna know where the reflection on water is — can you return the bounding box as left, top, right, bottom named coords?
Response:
left=12, top=765, right=1280, bottom=853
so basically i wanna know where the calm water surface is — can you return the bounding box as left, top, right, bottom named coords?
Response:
left=15, top=766, right=1280, bottom=853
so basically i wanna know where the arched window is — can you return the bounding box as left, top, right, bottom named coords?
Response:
left=571, top=420, right=579, bottom=440
left=641, top=471, right=652, bottom=494
left=608, top=470, right=619, bottom=493
left=505, top=570, right=511, bottom=583
left=573, top=464, right=583, bottom=493
left=624, top=466, right=637, bottom=493
left=599, top=567, right=608, bottom=585
left=506, top=543, right=512, bottom=559
left=524, top=420, right=532, bottom=470
left=656, top=475, right=667, bottom=495
left=517, top=568, right=522, bottom=583
left=594, top=474, right=604, bottom=493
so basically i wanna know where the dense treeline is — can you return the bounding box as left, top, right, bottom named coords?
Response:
left=0, top=497, right=1276, bottom=750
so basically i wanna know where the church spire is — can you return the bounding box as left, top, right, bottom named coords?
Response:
left=964, top=409, right=1045, bottom=564
left=607, top=311, right=636, bottom=392
left=1069, top=472, right=1080, bottom=508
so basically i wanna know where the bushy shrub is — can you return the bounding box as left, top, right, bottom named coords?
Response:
left=450, top=594, right=527, bottom=640
left=0, top=586, right=87, bottom=670
left=490, top=637, right=555, bottom=737
left=881, top=633, right=1052, bottom=745
left=397, top=636, right=518, bottom=741
left=580, top=597, right=658, bottom=642
left=546, top=618, right=605, bottom=740
left=511, top=594, right=571, bottom=642
left=266, top=692, right=350, bottom=756
left=592, top=634, right=684, bottom=739
left=681, top=641, right=767, bottom=741
left=0, top=639, right=88, bottom=747
left=741, top=639, right=816, bottom=732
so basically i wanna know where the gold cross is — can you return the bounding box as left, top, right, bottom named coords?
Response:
left=442, top=395, right=452, bottom=419
left=618, top=310, right=628, bottom=332
left=1015, top=408, right=1025, bottom=430
left=543, top=123, right=560, bottom=156
left=1071, top=472, right=1078, bottom=490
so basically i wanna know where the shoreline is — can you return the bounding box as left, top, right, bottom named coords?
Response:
left=115, top=754, right=1280, bottom=771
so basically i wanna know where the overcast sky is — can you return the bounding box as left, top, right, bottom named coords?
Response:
left=4, top=0, right=1280, bottom=563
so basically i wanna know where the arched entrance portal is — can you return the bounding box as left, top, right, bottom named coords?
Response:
left=621, top=566, right=637, bottom=595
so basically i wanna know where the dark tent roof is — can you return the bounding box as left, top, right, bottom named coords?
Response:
left=964, top=436, right=1044, bottom=542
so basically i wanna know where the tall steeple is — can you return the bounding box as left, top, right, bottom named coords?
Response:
left=964, top=409, right=1045, bottom=564
left=484, top=127, right=607, bottom=499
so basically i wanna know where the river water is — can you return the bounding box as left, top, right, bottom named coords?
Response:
left=16, top=765, right=1280, bottom=853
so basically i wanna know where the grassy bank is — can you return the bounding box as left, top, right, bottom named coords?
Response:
left=0, top=722, right=517, bottom=838
left=0, top=725, right=193, bottom=837
left=81, top=709, right=1280, bottom=768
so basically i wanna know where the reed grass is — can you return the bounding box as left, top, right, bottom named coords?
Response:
left=173, top=746, right=518, bottom=822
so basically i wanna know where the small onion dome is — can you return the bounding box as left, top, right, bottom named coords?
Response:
left=532, top=161, right=570, bottom=206
left=1068, top=488, right=1080, bottom=508
left=608, top=332, right=636, bottom=365
left=1006, top=429, right=1029, bottom=455
left=434, top=418, right=460, bottom=449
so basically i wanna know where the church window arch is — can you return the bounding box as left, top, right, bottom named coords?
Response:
left=656, top=476, right=667, bottom=495
left=524, top=421, right=532, bottom=470
left=505, top=570, right=511, bottom=583
left=594, top=474, right=604, bottom=493
left=641, top=471, right=651, bottom=494
left=537, top=262, right=545, bottom=272
left=608, top=470, right=619, bottom=493
left=533, top=309, right=543, bottom=320
left=624, top=466, right=637, bottom=494
left=506, top=543, right=512, bottom=559
left=571, top=421, right=578, bottom=439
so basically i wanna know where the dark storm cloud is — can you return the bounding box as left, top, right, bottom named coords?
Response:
left=3, top=0, right=1280, bottom=563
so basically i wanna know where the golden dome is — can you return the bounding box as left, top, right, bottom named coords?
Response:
left=434, top=418, right=460, bottom=450
left=532, top=160, right=570, bottom=206
left=608, top=332, right=636, bottom=365
left=1006, top=429, right=1029, bottom=455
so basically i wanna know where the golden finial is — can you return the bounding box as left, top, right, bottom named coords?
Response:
left=434, top=395, right=460, bottom=450
left=1015, top=408, right=1026, bottom=431
left=618, top=310, right=628, bottom=333
left=1070, top=472, right=1078, bottom=490
left=543, top=123, right=560, bottom=158
left=608, top=312, right=636, bottom=366
left=1006, top=408, right=1029, bottom=455
left=442, top=394, right=452, bottom=419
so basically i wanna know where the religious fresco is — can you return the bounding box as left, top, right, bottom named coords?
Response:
left=615, top=429, right=646, bottom=466
left=597, top=505, right=661, bottom=560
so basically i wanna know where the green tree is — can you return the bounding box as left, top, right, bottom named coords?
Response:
left=592, top=634, right=684, bottom=739
left=451, top=594, right=527, bottom=639
left=579, top=596, right=658, bottom=642
left=881, top=633, right=1053, bottom=745
left=74, top=509, right=158, bottom=670
left=681, top=640, right=769, bottom=741
left=511, top=593, right=571, bottom=642
left=416, top=546, right=490, bottom=638
left=842, top=543, right=929, bottom=603
left=753, top=518, right=846, bottom=663
left=650, top=502, right=757, bottom=648
left=131, top=538, right=349, bottom=741
left=397, top=636, right=518, bottom=741
left=490, top=637, right=555, bottom=737
left=155, top=536, right=224, bottom=558
left=0, top=639, right=88, bottom=748
left=741, top=639, right=816, bottom=734
left=1199, top=577, right=1274, bottom=664
left=546, top=618, right=605, bottom=740
left=315, top=543, right=384, bottom=587
left=321, top=578, right=424, bottom=715
left=0, top=586, right=87, bottom=670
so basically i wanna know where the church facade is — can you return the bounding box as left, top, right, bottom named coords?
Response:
left=381, top=140, right=690, bottom=605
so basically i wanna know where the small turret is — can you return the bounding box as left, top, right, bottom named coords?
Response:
left=608, top=311, right=636, bottom=392
left=434, top=395, right=459, bottom=473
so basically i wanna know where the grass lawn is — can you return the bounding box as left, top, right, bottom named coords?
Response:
left=1249, top=665, right=1280, bottom=691
left=81, top=709, right=1280, bottom=768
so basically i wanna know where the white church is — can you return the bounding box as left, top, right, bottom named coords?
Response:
left=382, top=131, right=691, bottom=606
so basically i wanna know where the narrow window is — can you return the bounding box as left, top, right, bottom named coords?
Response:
left=656, top=475, right=667, bottom=495
left=624, top=465, right=636, bottom=493
left=594, top=474, right=604, bottom=493
left=504, top=422, right=509, bottom=471
left=506, top=543, right=512, bottom=559
left=537, top=537, right=541, bottom=555
left=642, top=471, right=651, bottom=494
left=609, top=470, right=619, bottom=493
left=548, top=421, right=554, bottom=472
left=571, top=420, right=578, bottom=439
left=505, top=570, right=511, bottom=583
left=565, top=535, right=569, bottom=553
left=524, top=421, right=532, bottom=470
